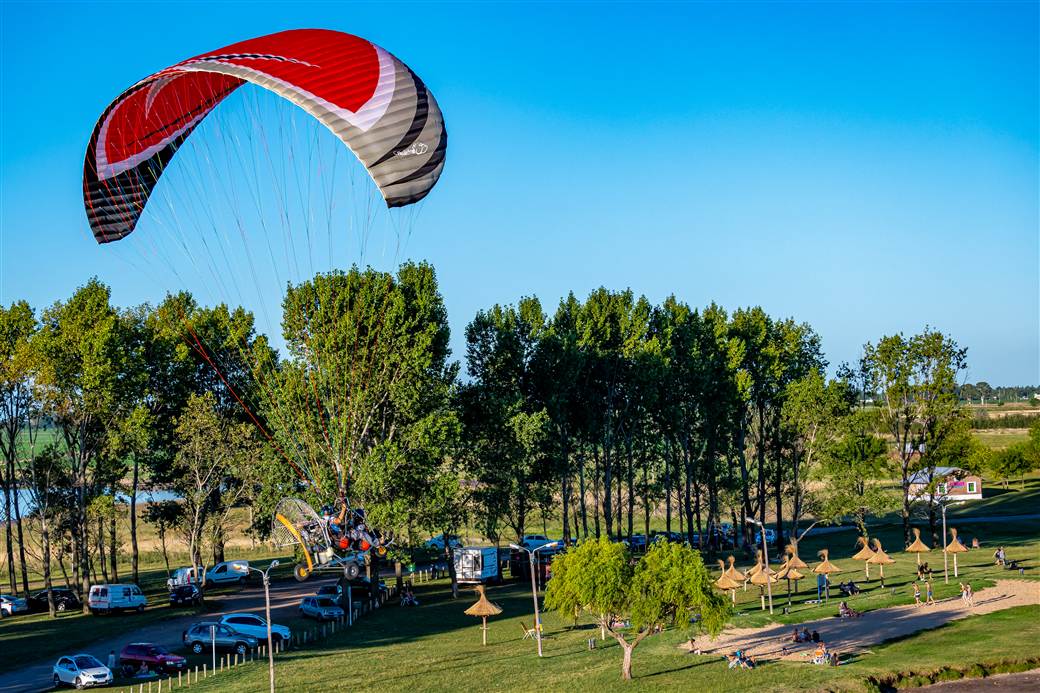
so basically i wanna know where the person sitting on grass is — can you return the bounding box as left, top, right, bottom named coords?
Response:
left=994, top=546, right=1006, bottom=567
left=838, top=601, right=861, bottom=618
left=726, top=653, right=741, bottom=669
left=812, top=642, right=829, bottom=665
left=741, top=654, right=757, bottom=670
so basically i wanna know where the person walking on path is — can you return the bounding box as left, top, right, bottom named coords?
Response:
left=926, top=580, right=936, bottom=606
left=107, top=651, right=116, bottom=672
left=913, top=582, right=922, bottom=607
left=965, top=583, right=975, bottom=607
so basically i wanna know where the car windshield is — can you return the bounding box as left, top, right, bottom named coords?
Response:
left=148, top=646, right=170, bottom=656
left=74, top=656, right=102, bottom=669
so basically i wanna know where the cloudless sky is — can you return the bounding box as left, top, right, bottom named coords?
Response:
left=1, top=1, right=1037, bottom=384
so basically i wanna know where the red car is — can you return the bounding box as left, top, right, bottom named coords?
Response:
left=118, top=643, right=187, bottom=675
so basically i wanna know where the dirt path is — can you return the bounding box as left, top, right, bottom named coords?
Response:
left=699, top=580, right=1039, bottom=662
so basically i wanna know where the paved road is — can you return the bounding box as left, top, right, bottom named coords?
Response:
left=0, top=575, right=341, bottom=693
left=906, top=669, right=1040, bottom=691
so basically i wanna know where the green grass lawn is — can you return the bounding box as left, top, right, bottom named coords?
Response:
left=947, top=478, right=1040, bottom=517
left=972, top=429, right=1031, bottom=450
left=170, top=579, right=1040, bottom=693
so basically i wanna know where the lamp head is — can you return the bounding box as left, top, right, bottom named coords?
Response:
left=509, top=543, right=520, bottom=551
left=269, top=560, right=280, bottom=570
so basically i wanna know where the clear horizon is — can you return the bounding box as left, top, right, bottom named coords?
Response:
left=1, top=1, right=1037, bottom=384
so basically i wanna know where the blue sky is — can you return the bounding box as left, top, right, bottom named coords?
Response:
left=1, top=1, right=1037, bottom=384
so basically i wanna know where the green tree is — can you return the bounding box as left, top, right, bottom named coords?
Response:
left=171, top=392, right=260, bottom=573
left=0, top=300, right=37, bottom=595
left=782, top=371, right=856, bottom=537
left=545, top=537, right=726, bottom=680
left=860, top=328, right=967, bottom=545
left=35, top=279, right=136, bottom=611
left=144, top=500, right=184, bottom=577
left=812, top=411, right=896, bottom=537
left=460, top=298, right=553, bottom=542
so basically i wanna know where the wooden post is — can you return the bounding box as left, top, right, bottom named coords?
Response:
left=178, top=671, right=182, bottom=687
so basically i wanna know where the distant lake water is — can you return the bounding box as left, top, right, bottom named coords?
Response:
left=7, top=488, right=180, bottom=515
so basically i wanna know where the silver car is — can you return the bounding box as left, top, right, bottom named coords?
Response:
left=0, top=593, right=28, bottom=617
left=52, top=654, right=112, bottom=689
left=299, top=595, right=345, bottom=621
left=182, top=622, right=259, bottom=656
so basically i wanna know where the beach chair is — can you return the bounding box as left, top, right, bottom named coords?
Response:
left=520, top=622, right=536, bottom=640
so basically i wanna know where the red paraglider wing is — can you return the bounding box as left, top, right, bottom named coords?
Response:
left=84, top=29, right=446, bottom=243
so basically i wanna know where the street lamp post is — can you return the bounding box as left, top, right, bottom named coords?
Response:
left=248, top=560, right=280, bottom=693
left=509, top=541, right=558, bottom=657
left=749, top=519, right=773, bottom=615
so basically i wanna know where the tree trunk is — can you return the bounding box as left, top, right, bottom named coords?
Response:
left=592, top=449, right=601, bottom=538
left=626, top=438, right=635, bottom=540
left=13, top=474, right=30, bottom=595
left=578, top=452, right=589, bottom=539
left=602, top=444, right=614, bottom=540
left=77, top=461, right=90, bottom=613
left=42, top=513, right=55, bottom=617
left=445, top=543, right=458, bottom=599
left=98, top=514, right=108, bottom=584
left=621, top=641, right=634, bottom=680
left=159, top=529, right=171, bottom=576
left=2, top=477, right=14, bottom=594
left=130, top=456, right=139, bottom=585
left=109, top=508, right=118, bottom=582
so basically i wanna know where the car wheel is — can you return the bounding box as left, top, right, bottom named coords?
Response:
left=235, top=643, right=248, bottom=656
left=136, top=605, right=145, bottom=613
left=239, top=576, right=248, bottom=585
left=53, top=674, right=62, bottom=689
left=192, top=642, right=204, bottom=655
left=56, top=601, right=67, bottom=613
left=74, top=677, right=85, bottom=690
left=271, top=634, right=283, bottom=645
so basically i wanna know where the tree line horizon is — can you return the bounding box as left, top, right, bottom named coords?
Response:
left=2, top=261, right=1038, bottom=616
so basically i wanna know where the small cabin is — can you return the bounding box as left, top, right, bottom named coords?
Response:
left=907, top=466, right=982, bottom=501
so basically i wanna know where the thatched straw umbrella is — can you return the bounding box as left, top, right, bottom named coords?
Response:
left=814, top=549, right=841, bottom=601
left=944, top=527, right=968, bottom=578
left=724, top=555, right=747, bottom=583
left=905, top=527, right=931, bottom=566
left=715, top=560, right=741, bottom=604
left=749, top=559, right=777, bottom=611
left=744, top=550, right=765, bottom=591
left=867, top=538, right=896, bottom=588
left=464, top=585, right=503, bottom=645
left=777, top=543, right=809, bottom=608
left=852, top=536, right=876, bottom=579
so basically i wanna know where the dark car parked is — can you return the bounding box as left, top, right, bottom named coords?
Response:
left=182, top=622, right=259, bottom=656
left=28, top=588, right=81, bottom=613
left=169, top=584, right=202, bottom=607
left=118, top=643, right=187, bottom=675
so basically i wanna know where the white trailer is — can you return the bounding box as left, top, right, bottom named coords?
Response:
left=454, top=547, right=501, bottom=584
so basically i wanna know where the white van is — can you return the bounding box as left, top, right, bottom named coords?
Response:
left=166, top=566, right=202, bottom=590
left=88, top=584, right=147, bottom=614
left=454, top=547, right=501, bottom=585
left=205, top=560, right=250, bottom=585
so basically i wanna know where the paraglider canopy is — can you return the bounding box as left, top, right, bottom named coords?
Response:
left=84, top=28, right=446, bottom=243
